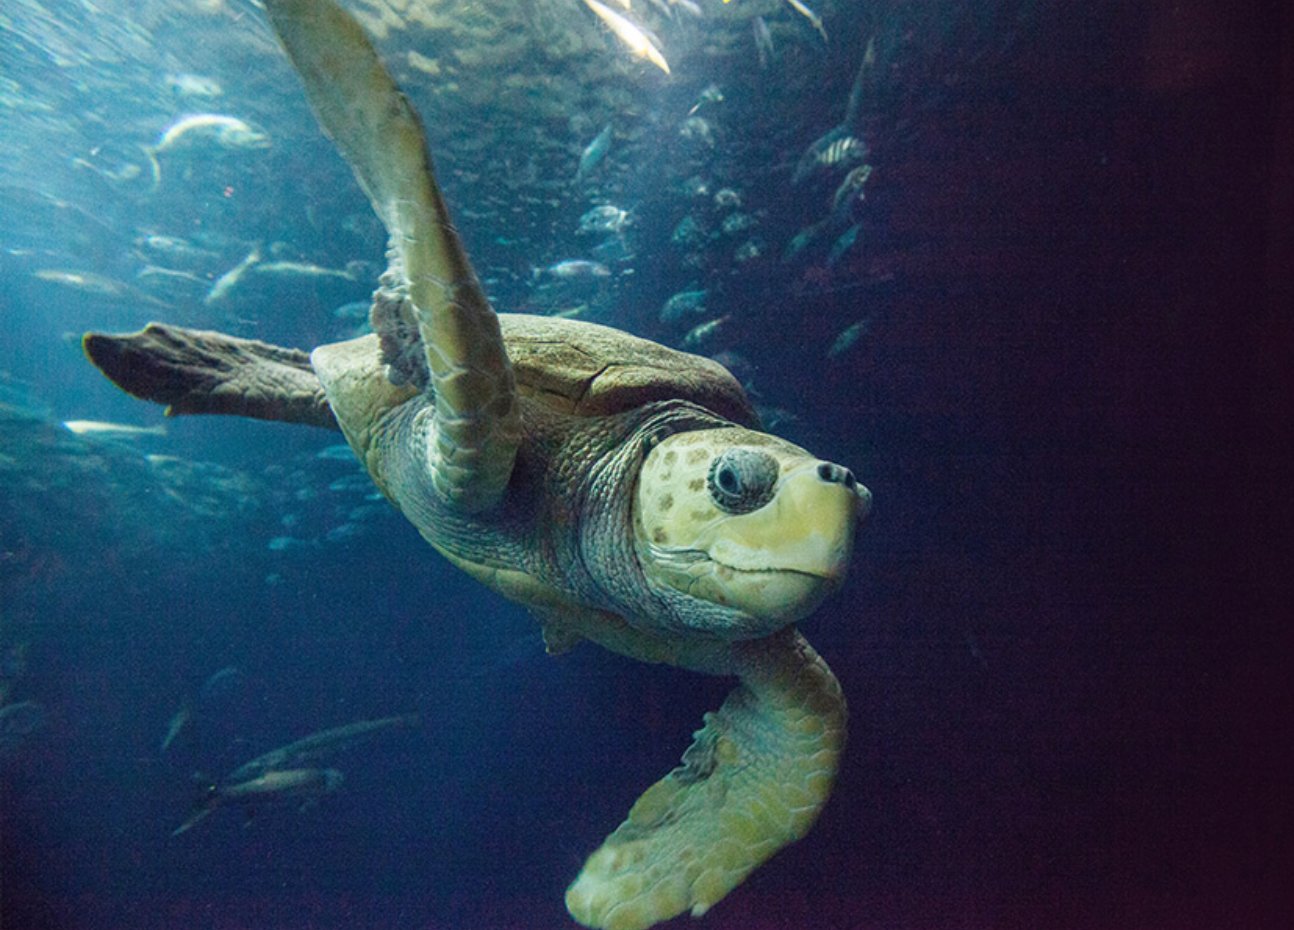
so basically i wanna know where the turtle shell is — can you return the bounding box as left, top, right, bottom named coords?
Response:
left=500, top=313, right=758, bottom=427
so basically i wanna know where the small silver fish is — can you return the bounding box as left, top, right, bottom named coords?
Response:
left=34, top=269, right=128, bottom=297
left=578, top=204, right=630, bottom=235
left=575, top=124, right=613, bottom=182
left=165, top=73, right=224, bottom=99
left=172, top=768, right=344, bottom=836
left=205, top=246, right=261, bottom=304
left=150, top=114, right=268, bottom=190
left=63, top=419, right=167, bottom=439
left=660, top=288, right=707, bottom=322
left=227, top=714, right=420, bottom=783
left=137, top=265, right=207, bottom=287
left=753, top=16, right=774, bottom=69
left=827, top=319, right=870, bottom=358
left=687, top=83, right=723, bottom=116
left=253, top=260, right=356, bottom=280
left=682, top=315, right=730, bottom=349
left=581, top=0, right=671, bottom=75
left=541, top=259, right=612, bottom=280
left=137, top=234, right=221, bottom=265
left=784, top=0, right=828, bottom=44
left=154, top=114, right=270, bottom=153
left=160, top=704, right=192, bottom=754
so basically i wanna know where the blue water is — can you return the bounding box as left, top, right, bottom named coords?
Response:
left=1, top=1, right=1287, bottom=929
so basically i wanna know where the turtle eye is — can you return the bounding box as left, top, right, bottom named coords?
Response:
left=707, top=448, right=779, bottom=514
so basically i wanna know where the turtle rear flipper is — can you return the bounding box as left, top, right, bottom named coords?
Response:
left=566, top=629, right=846, bottom=930
left=265, top=0, right=520, bottom=512
left=83, top=323, right=337, bottom=429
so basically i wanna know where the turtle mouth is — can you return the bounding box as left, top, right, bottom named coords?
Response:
left=649, top=546, right=843, bottom=582
left=645, top=544, right=844, bottom=626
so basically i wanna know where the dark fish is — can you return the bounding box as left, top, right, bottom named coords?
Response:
left=827, top=319, right=870, bottom=358
left=826, top=222, right=861, bottom=266
left=792, top=40, right=877, bottom=185
left=227, top=714, right=419, bottom=782
left=172, top=767, right=344, bottom=835
left=831, top=164, right=873, bottom=218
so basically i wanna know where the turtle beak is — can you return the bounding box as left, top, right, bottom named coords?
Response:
left=701, top=460, right=860, bottom=583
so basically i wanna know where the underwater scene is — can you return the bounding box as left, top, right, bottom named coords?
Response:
left=2, top=1, right=1287, bottom=928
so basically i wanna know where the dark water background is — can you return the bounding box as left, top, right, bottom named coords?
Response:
left=2, top=1, right=1289, bottom=928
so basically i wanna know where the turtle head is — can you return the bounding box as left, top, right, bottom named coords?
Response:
left=633, top=427, right=870, bottom=637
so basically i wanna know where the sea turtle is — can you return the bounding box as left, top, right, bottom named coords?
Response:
left=82, top=1, right=872, bottom=928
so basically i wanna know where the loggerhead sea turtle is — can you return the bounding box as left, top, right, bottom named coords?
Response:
left=82, top=1, right=872, bottom=928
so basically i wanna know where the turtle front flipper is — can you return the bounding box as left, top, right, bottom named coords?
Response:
left=566, top=629, right=846, bottom=930
left=265, top=0, right=520, bottom=511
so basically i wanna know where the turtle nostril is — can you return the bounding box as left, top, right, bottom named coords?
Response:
left=817, top=462, right=859, bottom=487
